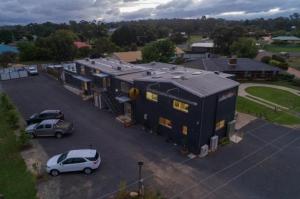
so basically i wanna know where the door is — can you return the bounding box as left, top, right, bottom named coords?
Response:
left=102, top=78, right=107, bottom=89
left=124, top=102, right=132, bottom=118
left=94, top=93, right=99, bottom=108
left=44, top=124, right=53, bottom=136
left=35, top=124, right=46, bottom=136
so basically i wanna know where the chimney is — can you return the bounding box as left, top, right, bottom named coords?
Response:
left=228, top=58, right=237, bottom=66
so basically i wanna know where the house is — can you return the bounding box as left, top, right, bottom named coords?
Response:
left=272, top=36, right=300, bottom=44
left=112, top=51, right=142, bottom=63
left=112, top=47, right=184, bottom=64
left=73, top=41, right=92, bottom=49
left=190, top=41, right=214, bottom=53
left=62, top=58, right=239, bottom=154
left=183, top=58, right=280, bottom=80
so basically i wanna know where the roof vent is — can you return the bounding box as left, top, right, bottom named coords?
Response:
left=117, top=66, right=122, bottom=70
left=85, top=58, right=89, bottom=61
left=150, top=62, right=156, bottom=66
left=192, top=71, right=202, bottom=75
left=146, top=71, right=152, bottom=76
left=214, top=71, right=220, bottom=75
left=171, top=66, right=177, bottom=70
left=172, top=76, right=181, bottom=79
left=91, top=61, right=95, bottom=65
left=228, top=58, right=237, bottom=66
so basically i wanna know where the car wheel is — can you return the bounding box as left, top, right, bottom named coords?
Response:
left=50, top=169, right=59, bottom=176
left=31, top=133, right=37, bottom=138
left=55, top=132, right=62, bottom=139
left=83, top=168, right=92, bottom=175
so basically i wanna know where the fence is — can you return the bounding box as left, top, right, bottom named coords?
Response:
left=0, top=67, right=28, bottom=81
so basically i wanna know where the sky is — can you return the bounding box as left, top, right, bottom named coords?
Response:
left=0, top=0, right=299, bottom=25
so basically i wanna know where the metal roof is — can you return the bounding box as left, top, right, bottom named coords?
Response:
left=67, top=149, right=97, bottom=158
left=272, top=36, right=300, bottom=41
left=72, top=75, right=92, bottom=82
left=191, top=42, right=214, bottom=48
left=183, top=58, right=281, bottom=72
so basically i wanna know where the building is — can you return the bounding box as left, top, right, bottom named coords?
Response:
left=112, top=51, right=142, bottom=63
left=0, top=44, right=19, bottom=54
left=112, top=47, right=184, bottom=64
left=183, top=58, right=280, bottom=80
left=73, top=41, right=92, bottom=49
left=63, top=58, right=239, bottom=154
left=190, top=41, right=214, bottom=53
left=272, top=36, right=300, bottom=44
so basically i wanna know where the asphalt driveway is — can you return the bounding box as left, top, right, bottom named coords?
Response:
left=2, top=74, right=300, bottom=199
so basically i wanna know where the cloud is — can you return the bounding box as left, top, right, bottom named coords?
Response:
left=0, top=0, right=299, bottom=25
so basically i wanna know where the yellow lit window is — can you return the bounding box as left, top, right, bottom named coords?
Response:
left=146, top=92, right=158, bottom=102
left=215, top=120, right=225, bottom=131
left=182, top=126, right=188, bottom=135
left=173, top=100, right=189, bottom=113
left=159, top=117, right=172, bottom=129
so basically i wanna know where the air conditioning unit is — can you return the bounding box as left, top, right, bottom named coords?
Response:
left=210, top=135, right=219, bottom=152
left=199, top=144, right=208, bottom=158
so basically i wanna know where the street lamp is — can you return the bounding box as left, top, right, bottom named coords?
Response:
left=138, top=161, right=144, bottom=198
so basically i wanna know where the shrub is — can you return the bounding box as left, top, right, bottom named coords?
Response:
left=18, top=129, right=31, bottom=150
left=277, top=72, right=295, bottom=81
left=6, top=109, right=20, bottom=129
left=292, top=78, right=300, bottom=87
left=269, top=59, right=289, bottom=70
left=0, top=93, right=14, bottom=111
left=261, top=56, right=271, bottom=64
left=272, top=54, right=286, bottom=63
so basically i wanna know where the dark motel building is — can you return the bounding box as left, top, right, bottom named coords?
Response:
left=63, top=59, right=239, bottom=154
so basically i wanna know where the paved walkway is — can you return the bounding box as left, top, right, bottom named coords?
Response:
left=239, top=83, right=300, bottom=111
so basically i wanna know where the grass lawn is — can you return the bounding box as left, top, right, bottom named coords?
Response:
left=264, top=44, right=300, bottom=53
left=188, top=35, right=203, bottom=44
left=237, top=97, right=300, bottom=125
left=245, top=86, right=300, bottom=112
left=287, top=57, right=300, bottom=70
left=0, top=95, right=36, bottom=199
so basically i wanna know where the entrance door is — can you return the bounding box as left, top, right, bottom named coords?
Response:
left=124, top=102, right=132, bottom=118
left=94, top=93, right=99, bottom=108
left=102, top=78, right=107, bottom=89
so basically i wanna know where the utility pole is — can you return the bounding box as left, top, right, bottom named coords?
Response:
left=138, top=161, right=144, bottom=198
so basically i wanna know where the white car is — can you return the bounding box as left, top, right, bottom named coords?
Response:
left=46, top=149, right=101, bottom=176
left=27, top=66, right=38, bottom=75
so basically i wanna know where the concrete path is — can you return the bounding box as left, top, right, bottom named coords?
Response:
left=239, top=83, right=300, bottom=111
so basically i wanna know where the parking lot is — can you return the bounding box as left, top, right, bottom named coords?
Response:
left=3, top=74, right=300, bottom=199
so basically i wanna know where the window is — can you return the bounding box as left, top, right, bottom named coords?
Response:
left=62, top=158, right=74, bottom=165
left=87, top=152, right=99, bottom=161
left=215, top=120, right=225, bottom=131
left=159, top=117, right=172, bottom=129
left=182, top=126, right=188, bottom=135
left=80, top=66, right=85, bottom=75
left=146, top=91, right=158, bottom=102
left=36, top=125, right=44, bottom=129
left=173, top=100, right=189, bottom=113
left=120, top=82, right=130, bottom=93
left=45, top=124, right=52, bottom=129
left=72, top=158, right=86, bottom=163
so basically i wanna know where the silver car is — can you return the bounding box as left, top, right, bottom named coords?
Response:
left=25, top=119, right=73, bottom=138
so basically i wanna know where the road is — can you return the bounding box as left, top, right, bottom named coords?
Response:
left=3, top=74, right=300, bottom=199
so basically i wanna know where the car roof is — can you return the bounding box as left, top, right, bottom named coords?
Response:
left=40, top=110, right=61, bottom=114
left=40, top=119, right=60, bottom=125
left=67, top=149, right=97, bottom=158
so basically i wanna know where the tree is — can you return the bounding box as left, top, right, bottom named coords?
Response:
left=230, top=38, right=258, bottom=58
left=17, top=41, right=37, bottom=61
left=0, top=30, right=13, bottom=44
left=211, top=26, right=246, bottom=55
left=0, top=52, right=17, bottom=67
left=111, top=25, right=137, bottom=47
left=142, top=39, right=175, bottom=63
left=93, top=37, right=120, bottom=57
left=170, top=32, right=187, bottom=44
left=47, top=30, right=78, bottom=61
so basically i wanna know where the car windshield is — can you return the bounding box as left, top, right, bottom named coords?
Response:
left=57, top=152, right=68, bottom=163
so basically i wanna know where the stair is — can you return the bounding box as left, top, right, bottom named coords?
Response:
left=101, top=91, right=122, bottom=115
